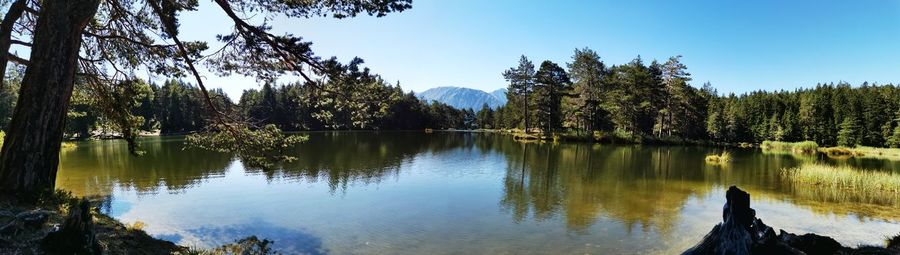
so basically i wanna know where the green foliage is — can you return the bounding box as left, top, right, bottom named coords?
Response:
left=503, top=56, right=536, bottom=132
left=761, top=140, right=819, bottom=154
left=890, top=125, right=900, bottom=148
left=532, top=60, right=571, bottom=133
left=782, top=163, right=900, bottom=193
left=186, top=124, right=308, bottom=169
left=475, top=104, right=495, bottom=129
left=705, top=151, right=732, bottom=164
left=488, top=49, right=900, bottom=148
left=566, top=48, right=608, bottom=132
left=837, top=116, right=861, bottom=147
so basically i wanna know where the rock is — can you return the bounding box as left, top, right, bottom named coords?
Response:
left=16, top=209, right=50, bottom=228
left=778, top=230, right=842, bottom=255
left=41, top=199, right=101, bottom=254
left=0, top=219, right=18, bottom=237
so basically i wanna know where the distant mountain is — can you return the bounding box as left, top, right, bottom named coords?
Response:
left=417, top=87, right=506, bottom=110
left=489, top=88, right=508, bottom=105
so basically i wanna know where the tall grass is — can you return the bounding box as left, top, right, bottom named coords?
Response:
left=705, top=151, right=732, bottom=164
left=819, top=146, right=900, bottom=161
left=761, top=140, right=819, bottom=154
left=781, top=163, right=900, bottom=194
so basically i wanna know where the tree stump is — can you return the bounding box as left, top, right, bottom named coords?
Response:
left=41, top=199, right=101, bottom=254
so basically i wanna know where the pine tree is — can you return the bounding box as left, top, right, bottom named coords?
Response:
left=837, top=116, right=860, bottom=147
left=533, top=61, right=571, bottom=134
left=503, top=55, right=536, bottom=133
left=888, top=107, right=900, bottom=148
left=566, top=48, right=606, bottom=132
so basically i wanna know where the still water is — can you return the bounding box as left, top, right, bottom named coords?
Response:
left=56, top=132, right=900, bottom=254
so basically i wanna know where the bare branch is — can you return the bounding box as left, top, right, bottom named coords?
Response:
left=9, top=39, right=30, bottom=47
left=6, top=53, right=28, bottom=65
left=0, top=0, right=28, bottom=90
left=82, top=31, right=174, bottom=50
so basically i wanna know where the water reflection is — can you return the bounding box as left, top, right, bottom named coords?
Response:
left=58, top=136, right=232, bottom=197
left=54, top=132, right=900, bottom=253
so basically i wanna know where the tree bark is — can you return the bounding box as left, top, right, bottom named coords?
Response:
left=0, top=0, right=100, bottom=195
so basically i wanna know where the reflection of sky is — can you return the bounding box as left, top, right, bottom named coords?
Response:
left=95, top=146, right=898, bottom=254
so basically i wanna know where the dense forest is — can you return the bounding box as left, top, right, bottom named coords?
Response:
left=484, top=49, right=900, bottom=148
left=2, top=49, right=899, bottom=148
left=0, top=60, right=478, bottom=136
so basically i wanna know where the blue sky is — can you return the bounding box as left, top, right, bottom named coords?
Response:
left=178, top=0, right=900, bottom=98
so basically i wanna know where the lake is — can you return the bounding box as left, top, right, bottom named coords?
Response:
left=56, top=132, right=900, bottom=254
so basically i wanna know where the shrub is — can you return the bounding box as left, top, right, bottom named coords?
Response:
left=761, top=140, right=818, bottom=154
left=705, top=151, right=732, bottom=164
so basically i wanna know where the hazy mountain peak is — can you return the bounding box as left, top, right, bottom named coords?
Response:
left=417, top=86, right=506, bottom=110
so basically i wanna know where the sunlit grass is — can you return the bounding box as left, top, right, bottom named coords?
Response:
left=704, top=151, right=732, bottom=165
left=761, top=140, right=819, bottom=154
left=125, top=220, right=146, bottom=232
left=819, top=146, right=900, bottom=161
left=61, top=141, right=77, bottom=149
left=782, top=163, right=900, bottom=194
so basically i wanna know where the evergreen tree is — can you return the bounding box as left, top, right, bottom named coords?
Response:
left=837, top=116, right=860, bottom=147
left=476, top=104, right=495, bottom=129
left=656, top=55, right=692, bottom=137
left=566, top=48, right=607, bottom=132
left=532, top=60, right=571, bottom=133
left=502, top=55, right=536, bottom=132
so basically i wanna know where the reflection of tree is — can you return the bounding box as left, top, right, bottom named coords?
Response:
left=57, top=136, right=232, bottom=197
left=499, top=141, right=900, bottom=233
left=499, top=142, right=716, bottom=234
left=253, top=132, right=470, bottom=192
left=57, top=132, right=474, bottom=197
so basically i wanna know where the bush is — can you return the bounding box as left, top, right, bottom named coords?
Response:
left=705, top=151, right=732, bottom=164
left=761, top=140, right=818, bottom=154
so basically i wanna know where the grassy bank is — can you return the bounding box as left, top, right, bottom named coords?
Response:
left=781, top=164, right=900, bottom=194
left=818, top=146, right=900, bottom=161
left=761, top=140, right=819, bottom=154
left=493, top=129, right=738, bottom=147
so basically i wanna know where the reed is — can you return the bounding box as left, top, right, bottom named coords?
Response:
left=819, top=146, right=900, bottom=161
left=761, top=140, right=819, bottom=154
left=781, top=163, right=900, bottom=194
left=705, top=151, right=732, bottom=164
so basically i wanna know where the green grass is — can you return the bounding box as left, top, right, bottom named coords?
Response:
left=819, top=146, right=900, bottom=161
left=61, top=141, right=77, bottom=149
left=0, top=131, right=77, bottom=150
left=781, top=163, right=900, bottom=194
left=705, top=151, right=732, bottom=165
left=761, top=140, right=819, bottom=154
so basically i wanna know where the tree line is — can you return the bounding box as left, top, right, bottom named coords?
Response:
left=477, top=48, right=900, bottom=148
left=0, top=66, right=478, bottom=137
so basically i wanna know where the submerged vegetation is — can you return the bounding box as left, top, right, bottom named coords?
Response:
left=761, top=140, right=819, bottom=154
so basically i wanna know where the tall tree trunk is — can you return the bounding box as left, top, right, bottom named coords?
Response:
left=0, top=0, right=100, bottom=195
left=523, top=92, right=529, bottom=134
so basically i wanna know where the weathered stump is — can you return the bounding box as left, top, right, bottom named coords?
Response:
left=41, top=199, right=101, bottom=254
left=681, top=186, right=881, bottom=255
